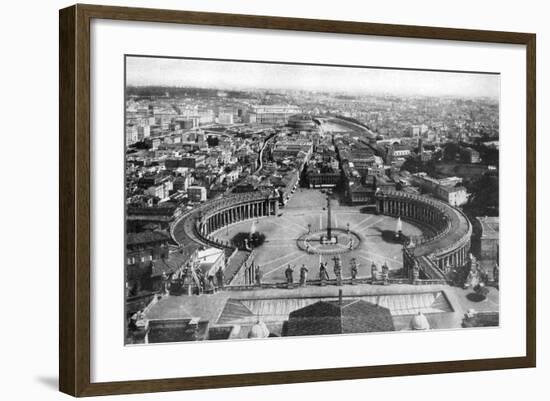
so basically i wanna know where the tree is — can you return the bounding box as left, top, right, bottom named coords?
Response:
left=443, top=142, right=460, bottom=161
left=474, top=283, right=490, bottom=300
left=464, top=173, right=499, bottom=216
left=231, top=232, right=266, bottom=249
left=479, top=146, right=499, bottom=166
left=206, top=136, right=219, bottom=147
left=400, top=158, right=436, bottom=175
left=129, top=141, right=151, bottom=150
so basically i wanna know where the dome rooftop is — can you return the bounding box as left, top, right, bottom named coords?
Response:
left=410, top=312, right=430, bottom=330
left=248, top=321, right=270, bottom=339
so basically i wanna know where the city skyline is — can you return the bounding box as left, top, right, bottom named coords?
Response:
left=126, top=56, right=500, bottom=99
left=125, top=55, right=500, bottom=345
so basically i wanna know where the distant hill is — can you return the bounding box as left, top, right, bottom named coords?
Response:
left=126, top=86, right=253, bottom=99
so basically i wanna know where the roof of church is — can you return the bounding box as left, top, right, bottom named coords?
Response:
left=286, top=299, right=394, bottom=336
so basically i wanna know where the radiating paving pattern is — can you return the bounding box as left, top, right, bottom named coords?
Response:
left=212, top=210, right=418, bottom=283
left=209, top=190, right=425, bottom=284
left=217, top=291, right=452, bottom=325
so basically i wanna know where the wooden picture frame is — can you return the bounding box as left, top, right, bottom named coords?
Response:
left=59, top=3, right=536, bottom=397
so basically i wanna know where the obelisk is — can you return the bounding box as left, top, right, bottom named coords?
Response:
left=326, top=196, right=332, bottom=240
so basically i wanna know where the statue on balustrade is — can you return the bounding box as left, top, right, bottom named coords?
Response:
left=216, top=266, right=225, bottom=290
left=371, top=262, right=378, bottom=281
left=464, top=253, right=481, bottom=289
left=299, top=264, right=309, bottom=286
left=319, top=262, right=329, bottom=284
left=285, top=264, right=294, bottom=286
left=411, top=260, right=420, bottom=282
left=255, top=265, right=263, bottom=286
left=333, top=256, right=342, bottom=286
left=179, top=264, right=202, bottom=295
left=350, top=258, right=358, bottom=282
left=196, top=268, right=206, bottom=292
left=160, top=271, right=169, bottom=295
left=468, top=253, right=478, bottom=269
left=382, top=262, right=390, bottom=284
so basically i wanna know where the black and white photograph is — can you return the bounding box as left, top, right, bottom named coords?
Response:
left=124, top=56, right=500, bottom=344
left=0, top=0, right=544, bottom=398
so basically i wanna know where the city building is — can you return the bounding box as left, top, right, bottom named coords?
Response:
left=461, top=147, right=481, bottom=163
left=217, top=112, right=234, bottom=125
left=145, top=179, right=173, bottom=200
left=392, top=144, right=412, bottom=158
left=475, top=216, right=499, bottom=278
left=271, top=139, right=313, bottom=161
left=347, top=180, right=376, bottom=204
left=137, top=125, right=150, bottom=140
left=306, top=168, right=341, bottom=188
left=126, top=125, right=139, bottom=146
left=250, top=104, right=301, bottom=125
left=173, top=175, right=191, bottom=192
left=409, top=124, right=428, bottom=137
left=287, top=114, right=318, bottom=132
left=188, top=186, right=207, bottom=202
left=126, top=230, right=171, bottom=295
left=435, top=184, right=468, bottom=207
left=412, top=173, right=468, bottom=206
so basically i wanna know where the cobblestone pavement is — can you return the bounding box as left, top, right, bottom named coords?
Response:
left=212, top=189, right=424, bottom=283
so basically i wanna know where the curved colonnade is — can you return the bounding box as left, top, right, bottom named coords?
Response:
left=375, top=191, right=472, bottom=278
left=171, top=190, right=279, bottom=250
left=171, top=189, right=471, bottom=284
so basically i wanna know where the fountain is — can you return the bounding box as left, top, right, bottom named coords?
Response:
left=395, top=217, right=402, bottom=239
left=249, top=219, right=257, bottom=239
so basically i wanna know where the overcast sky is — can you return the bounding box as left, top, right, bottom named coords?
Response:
left=126, top=56, right=500, bottom=99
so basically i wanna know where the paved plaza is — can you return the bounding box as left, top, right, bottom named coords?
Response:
left=211, top=189, right=424, bottom=283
